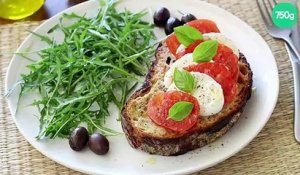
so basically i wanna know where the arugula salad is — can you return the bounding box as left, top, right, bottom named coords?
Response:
left=17, top=0, right=156, bottom=140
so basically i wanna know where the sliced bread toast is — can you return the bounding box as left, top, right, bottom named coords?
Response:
left=121, top=41, right=253, bottom=156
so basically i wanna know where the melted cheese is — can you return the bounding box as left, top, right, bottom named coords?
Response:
left=203, top=33, right=239, bottom=57
left=163, top=53, right=196, bottom=88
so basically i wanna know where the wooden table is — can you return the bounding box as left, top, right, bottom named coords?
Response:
left=0, top=0, right=87, bottom=25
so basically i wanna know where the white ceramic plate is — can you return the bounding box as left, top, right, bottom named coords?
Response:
left=5, top=0, right=279, bottom=174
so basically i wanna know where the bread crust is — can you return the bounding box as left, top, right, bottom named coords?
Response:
left=121, top=42, right=253, bottom=156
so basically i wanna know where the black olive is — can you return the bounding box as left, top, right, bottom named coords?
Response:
left=165, top=17, right=182, bottom=35
left=153, top=7, right=170, bottom=27
left=88, top=133, right=109, bottom=155
left=181, top=13, right=197, bottom=24
left=69, top=127, right=89, bottom=151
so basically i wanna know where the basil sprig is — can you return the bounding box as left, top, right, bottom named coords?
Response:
left=174, top=25, right=203, bottom=47
left=168, top=101, right=194, bottom=121
left=193, top=40, right=218, bottom=63
left=174, top=68, right=195, bottom=93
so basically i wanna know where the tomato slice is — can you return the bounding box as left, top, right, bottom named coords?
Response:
left=213, top=44, right=239, bottom=81
left=185, top=63, right=237, bottom=104
left=147, top=91, right=200, bottom=132
left=166, top=19, right=220, bottom=57
left=176, top=40, right=203, bottom=59
left=147, top=91, right=166, bottom=124
left=185, top=40, right=203, bottom=53
left=166, top=34, right=180, bottom=56
left=187, top=19, right=220, bottom=33
left=177, top=43, right=239, bottom=80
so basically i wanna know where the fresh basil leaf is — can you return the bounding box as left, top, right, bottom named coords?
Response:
left=193, top=40, right=218, bottom=63
left=174, top=68, right=195, bottom=93
left=168, top=101, right=194, bottom=121
left=174, top=25, right=203, bottom=47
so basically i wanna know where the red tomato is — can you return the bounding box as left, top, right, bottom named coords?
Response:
left=147, top=91, right=200, bottom=132
left=185, top=40, right=203, bottom=53
left=147, top=91, right=166, bottom=124
left=175, top=49, right=186, bottom=59
left=166, top=34, right=180, bottom=56
left=213, top=44, right=239, bottom=80
left=166, top=19, right=220, bottom=57
left=176, top=40, right=203, bottom=59
left=187, top=19, right=220, bottom=33
left=162, top=91, right=200, bottom=132
left=185, top=63, right=237, bottom=104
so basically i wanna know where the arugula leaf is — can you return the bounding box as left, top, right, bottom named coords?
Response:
left=174, top=68, right=195, bottom=93
left=14, top=0, right=156, bottom=139
left=168, top=101, right=194, bottom=121
left=174, top=25, right=203, bottom=47
left=193, top=40, right=218, bottom=63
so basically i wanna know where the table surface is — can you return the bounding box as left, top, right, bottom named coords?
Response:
left=0, top=0, right=87, bottom=25
left=1, top=0, right=300, bottom=174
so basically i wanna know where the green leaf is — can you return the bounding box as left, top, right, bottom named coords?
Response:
left=28, top=31, right=53, bottom=45
left=13, top=0, right=156, bottom=140
left=168, top=101, right=194, bottom=121
left=193, top=40, right=218, bottom=63
left=174, top=68, right=195, bottom=93
left=174, top=25, right=203, bottom=47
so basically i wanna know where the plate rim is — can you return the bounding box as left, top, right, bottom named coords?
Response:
left=5, top=0, right=279, bottom=174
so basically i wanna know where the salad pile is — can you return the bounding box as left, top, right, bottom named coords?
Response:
left=17, top=0, right=156, bottom=140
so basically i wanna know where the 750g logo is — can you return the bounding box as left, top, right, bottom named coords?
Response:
left=272, top=2, right=298, bottom=28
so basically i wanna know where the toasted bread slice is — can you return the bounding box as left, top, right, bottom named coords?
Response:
left=121, top=41, right=253, bottom=156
